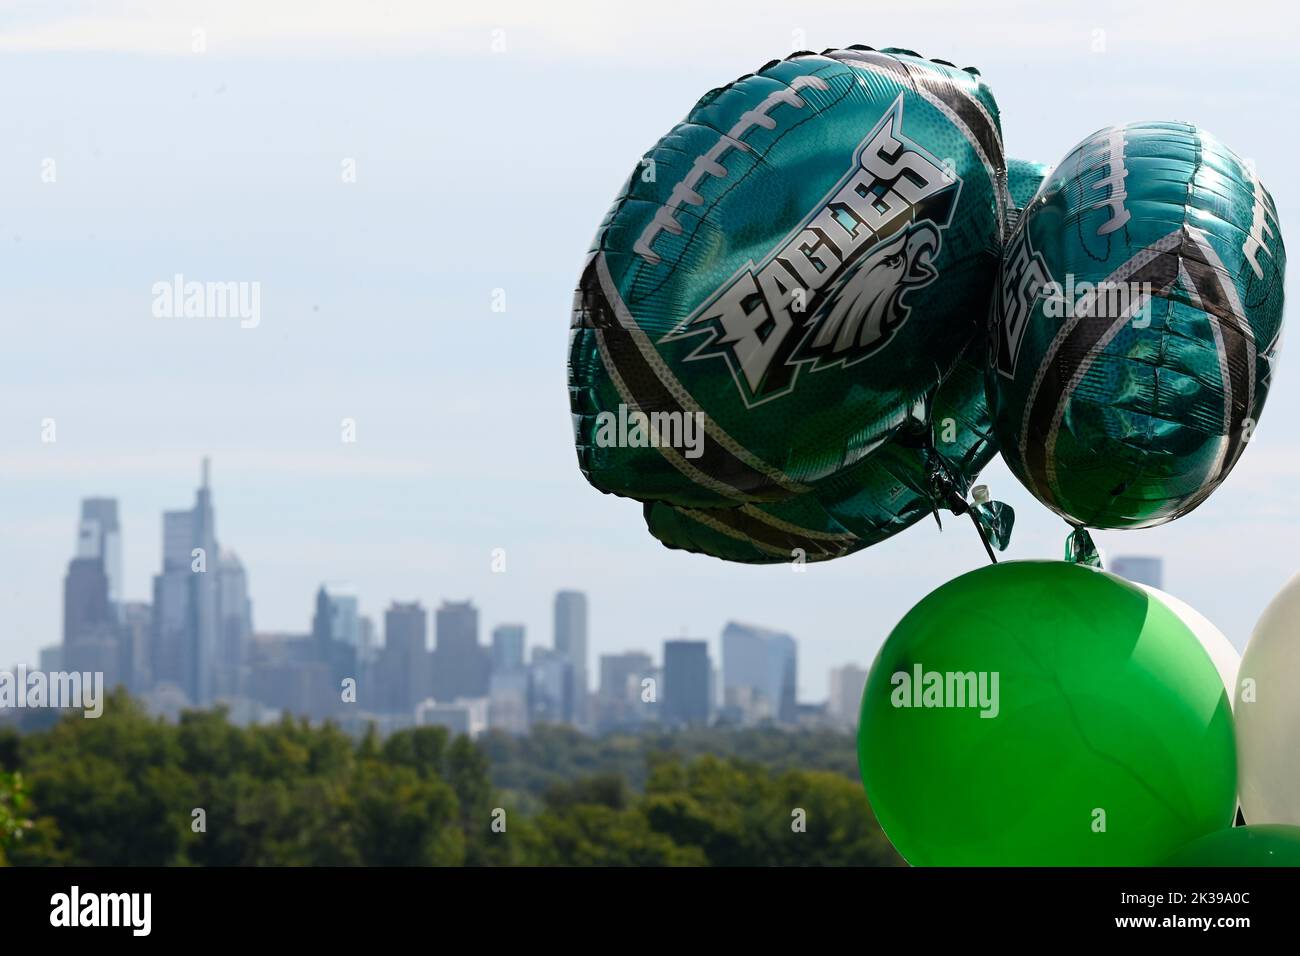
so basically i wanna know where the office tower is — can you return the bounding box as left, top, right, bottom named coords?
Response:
left=491, top=624, right=526, bottom=672
left=529, top=647, right=573, bottom=725
left=596, top=651, right=654, bottom=731
left=488, top=668, right=530, bottom=735
left=721, top=622, right=798, bottom=725
left=78, top=498, right=122, bottom=617
left=62, top=554, right=119, bottom=685
left=63, top=556, right=111, bottom=647
left=433, top=600, right=490, bottom=702
left=554, top=591, right=588, bottom=724
left=245, top=631, right=332, bottom=719
left=119, top=601, right=154, bottom=693
left=216, top=551, right=252, bottom=698
left=151, top=459, right=221, bottom=705
left=828, top=664, right=869, bottom=729
left=662, top=639, right=711, bottom=726
left=1110, top=555, right=1164, bottom=590
left=382, top=601, right=430, bottom=714
left=326, top=588, right=361, bottom=648
left=312, top=585, right=359, bottom=701
left=358, top=615, right=378, bottom=671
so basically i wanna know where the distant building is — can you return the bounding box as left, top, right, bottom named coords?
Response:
left=119, top=601, right=154, bottom=693
left=63, top=502, right=123, bottom=690
left=491, top=624, right=526, bottom=672
left=382, top=602, right=430, bottom=714
left=216, top=551, right=251, bottom=698
left=554, top=591, right=588, bottom=725
left=721, top=622, right=797, bottom=725
left=432, top=601, right=490, bottom=702
left=1110, top=555, right=1164, bottom=590
left=529, top=647, right=573, bottom=725
left=662, top=639, right=711, bottom=726
left=416, top=697, right=489, bottom=738
left=63, top=556, right=112, bottom=647
left=828, top=664, right=869, bottom=729
left=312, top=585, right=358, bottom=704
left=488, top=669, right=530, bottom=735
left=38, top=645, right=63, bottom=673
left=596, top=651, right=654, bottom=730
left=78, top=498, right=122, bottom=617
left=795, top=701, right=829, bottom=728
left=245, top=631, right=332, bottom=719
left=151, top=459, right=224, bottom=705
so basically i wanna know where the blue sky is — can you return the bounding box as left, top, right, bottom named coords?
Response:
left=1, top=0, right=1295, bottom=699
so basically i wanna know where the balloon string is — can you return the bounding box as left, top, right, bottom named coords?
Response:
left=968, top=509, right=998, bottom=564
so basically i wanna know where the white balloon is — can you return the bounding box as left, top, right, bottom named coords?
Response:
left=1137, top=584, right=1240, bottom=703
left=1236, top=573, right=1300, bottom=825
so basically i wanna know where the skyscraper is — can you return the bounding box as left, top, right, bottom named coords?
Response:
left=63, top=554, right=118, bottom=685
left=312, top=585, right=359, bottom=700
left=150, top=459, right=236, bottom=706
left=1110, top=555, right=1164, bottom=590
left=119, top=601, right=154, bottom=693
left=596, top=650, right=654, bottom=730
left=491, top=624, right=526, bottom=672
left=828, top=664, right=869, bottom=729
left=383, top=601, right=430, bottom=714
left=529, top=646, right=573, bottom=725
left=721, top=622, right=798, bottom=725
left=554, top=591, right=588, bottom=724
left=432, top=600, right=490, bottom=702
left=216, top=551, right=252, bottom=698
left=662, top=639, right=711, bottom=726
left=78, top=498, right=122, bottom=618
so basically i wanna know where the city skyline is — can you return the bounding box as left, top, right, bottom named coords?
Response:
left=22, top=462, right=905, bottom=737
left=14, top=462, right=1188, bottom=711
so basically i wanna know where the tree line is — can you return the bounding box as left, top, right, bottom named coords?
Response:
left=0, top=691, right=900, bottom=866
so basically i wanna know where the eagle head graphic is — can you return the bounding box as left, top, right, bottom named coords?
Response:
left=798, top=221, right=941, bottom=366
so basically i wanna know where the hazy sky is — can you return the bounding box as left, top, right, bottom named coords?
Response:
left=1, top=0, right=1296, bottom=699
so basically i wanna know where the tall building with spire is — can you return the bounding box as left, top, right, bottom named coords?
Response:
left=151, top=458, right=235, bottom=706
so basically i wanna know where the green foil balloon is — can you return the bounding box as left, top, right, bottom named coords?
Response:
left=858, top=561, right=1237, bottom=866
left=1166, top=825, right=1300, bottom=867
left=638, top=159, right=1050, bottom=564
left=1006, top=156, right=1051, bottom=212
left=989, top=122, right=1286, bottom=528
left=642, top=346, right=999, bottom=563
left=570, top=47, right=1007, bottom=507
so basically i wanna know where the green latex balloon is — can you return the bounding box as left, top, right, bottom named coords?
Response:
left=570, top=47, right=1006, bottom=508
left=989, top=123, right=1286, bottom=529
left=1166, top=825, right=1300, bottom=866
left=858, top=561, right=1237, bottom=866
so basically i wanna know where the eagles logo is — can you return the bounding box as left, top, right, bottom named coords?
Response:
left=662, top=95, right=960, bottom=407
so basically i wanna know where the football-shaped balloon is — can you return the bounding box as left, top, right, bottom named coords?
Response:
left=1006, top=157, right=1051, bottom=218
left=570, top=46, right=1008, bottom=508
left=988, top=122, right=1285, bottom=528
left=642, top=346, right=998, bottom=563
